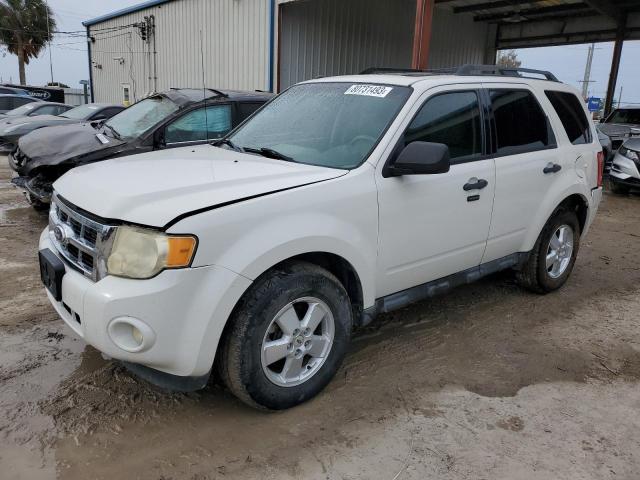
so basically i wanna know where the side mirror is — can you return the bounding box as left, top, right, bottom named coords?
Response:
left=384, top=141, right=450, bottom=177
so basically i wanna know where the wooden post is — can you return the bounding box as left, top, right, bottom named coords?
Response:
left=412, top=0, right=435, bottom=70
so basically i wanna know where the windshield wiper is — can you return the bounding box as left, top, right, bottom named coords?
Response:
left=211, top=138, right=244, bottom=152
left=244, top=147, right=296, bottom=163
left=103, top=123, right=121, bottom=140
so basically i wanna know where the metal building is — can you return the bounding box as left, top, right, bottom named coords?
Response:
left=84, top=0, right=640, bottom=113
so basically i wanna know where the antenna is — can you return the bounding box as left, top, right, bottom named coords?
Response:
left=199, top=30, right=209, bottom=143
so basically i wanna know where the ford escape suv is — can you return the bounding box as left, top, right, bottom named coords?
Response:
left=38, top=65, right=603, bottom=409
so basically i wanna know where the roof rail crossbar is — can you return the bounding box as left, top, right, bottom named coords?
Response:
left=455, top=64, right=559, bottom=82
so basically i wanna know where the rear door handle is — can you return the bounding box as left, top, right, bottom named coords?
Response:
left=543, top=163, right=562, bottom=174
left=463, top=178, right=488, bottom=191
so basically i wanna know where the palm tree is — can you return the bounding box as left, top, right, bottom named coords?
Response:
left=0, top=0, right=55, bottom=85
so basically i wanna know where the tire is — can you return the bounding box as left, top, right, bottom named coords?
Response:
left=610, top=181, right=630, bottom=195
left=27, top=193, right=49, bottom=212
left=516, top=209, right=580, bottom=294
left=218, top=261, right=352, bottom=410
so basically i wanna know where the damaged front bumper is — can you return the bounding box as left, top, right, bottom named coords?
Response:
left=10, top=175, right=53, bottom=203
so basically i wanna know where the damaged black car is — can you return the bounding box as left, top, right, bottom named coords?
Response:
left=10, top=88, right=272, bottom=209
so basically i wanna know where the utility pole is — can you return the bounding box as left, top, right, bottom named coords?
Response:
left=45, top=1, right=54, bottom=84
left=579, top=43, right=595, bottom=100
left=617, top=86, right=623, bottom=109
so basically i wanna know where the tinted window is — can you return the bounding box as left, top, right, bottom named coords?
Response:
left=405, top=91, right=482, bottom=160
left=0, top=98, right=11, bottom=110
left=490, top=89, right=554, bottom=155
left=545, top=91, right=592, bottom=145
left=606, top=109, right=640, bottom=125
left=237, top=102, right=264, bottom=121
left=12, top=97, right=35, bottom=108
left=165, top=105, right=232, bottom=143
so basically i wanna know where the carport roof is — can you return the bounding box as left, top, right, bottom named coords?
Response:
left=435, top=0, right=640, bottom=48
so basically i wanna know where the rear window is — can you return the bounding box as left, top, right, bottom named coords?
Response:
left=490, top=89, right=555, bottom=155
left=545, top=91, right=592, bottom=145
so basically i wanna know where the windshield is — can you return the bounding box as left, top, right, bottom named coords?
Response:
left=62, top=104, right=99, bottom=120
left=104, top=96, right=178, bottom=139
left=228, top=82, right=411, bottom=169
left=6, top=103, right=37, bottom=117
left=606, top=109, right=640, bottom=125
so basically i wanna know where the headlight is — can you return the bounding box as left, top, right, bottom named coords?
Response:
left=620, top=146, right=639, bottom=161
left=106, top=226, right=197, bottom=279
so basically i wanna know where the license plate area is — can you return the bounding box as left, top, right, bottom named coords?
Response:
left=39, top=248, right=65, bottom=301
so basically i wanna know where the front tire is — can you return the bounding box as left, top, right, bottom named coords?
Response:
left=517, top=209, right=580, bottom=293
left=219, top=261, right=352, bottom=410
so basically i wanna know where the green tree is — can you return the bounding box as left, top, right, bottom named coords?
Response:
left=0, top=0, right=56, bottom=85
left=497, top=50, right=522, bottom=68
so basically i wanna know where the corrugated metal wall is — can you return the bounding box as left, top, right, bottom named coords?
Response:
left=278, top=0, right=415, bottom=90
left=428, top=6, right=492, bottom=69
left=88, top=0, right=270, bottom=103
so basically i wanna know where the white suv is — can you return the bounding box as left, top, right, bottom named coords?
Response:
left=38, top=66, right=603, bottom=409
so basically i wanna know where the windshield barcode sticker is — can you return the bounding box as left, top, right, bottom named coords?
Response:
left=96, top=133, right=110, bottom=144
left=345, top=85, right=393, bottom=98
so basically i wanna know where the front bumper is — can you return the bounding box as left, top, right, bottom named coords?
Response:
left=10, top=175, right=52, bottom=203
left=39, top=229, right=252, bottom=382
left=609, top=151, right=640, bottom=188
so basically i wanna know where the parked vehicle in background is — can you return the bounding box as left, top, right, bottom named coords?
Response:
left=10, top=88, right=272, bottom=208
left=609, top=138, right=640, bottom=194
left=2, top=103, right=125, bottom=155
left=598, top=130, right=613, bottom=174
left=0, top=94, right=40, bottom=115
left=597, top=107, right=640, bottom=169
left=38, top=66, right=603, bottom=409
left=0, top=101, right=72, bottom=120
left=0, top=86, right=31, bottom=96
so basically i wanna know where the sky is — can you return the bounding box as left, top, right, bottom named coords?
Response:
left=0, top=0, right=638, bottom=105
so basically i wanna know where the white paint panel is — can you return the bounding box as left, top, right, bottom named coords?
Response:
left=88, top=0, right=270, bottom=103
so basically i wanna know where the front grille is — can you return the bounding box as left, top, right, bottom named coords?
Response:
left=49, top=194, right=116, bottom=281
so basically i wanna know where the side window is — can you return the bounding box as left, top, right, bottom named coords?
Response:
left=545, top=90, right=592, bottom=145
left=165, top=105, right=232, bottom=144
left=237, top=102, right=264, bottom=121
left=13, top=97, right=33, bottom=108
left=405, top=91, right=482, bottom=160
left=34, top=105, right=60, bottom=115
left=490, top=89, right=555, bottom=155
left=0, top=98, right=10, bottom=110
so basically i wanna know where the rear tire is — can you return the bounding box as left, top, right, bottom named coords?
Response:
left=517, top=209, right=580, bottom=294
left=218, top=261, right=352, bottom=410
left=610, top=181, right=630, bottom=195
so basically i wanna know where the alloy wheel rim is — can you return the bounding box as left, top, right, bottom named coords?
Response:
left=261, top=297, right=335, bottom=388
left=546, top=224, right=574, bottom=279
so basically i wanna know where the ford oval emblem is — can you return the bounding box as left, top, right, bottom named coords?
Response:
left=53, top=224, right=66, bottom=244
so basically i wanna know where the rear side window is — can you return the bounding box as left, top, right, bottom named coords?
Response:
left=405, top=91, right=482, bottom=161
left=545, top=91, right=592, bottom=145
left=237, top=102, right=264, bottom=121
left=490, top=89, right=555, bottom=155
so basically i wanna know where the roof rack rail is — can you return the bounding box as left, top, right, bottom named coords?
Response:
left=455, top=64, right=559, bottom=82
left=360, top=64, right=559, bottom=82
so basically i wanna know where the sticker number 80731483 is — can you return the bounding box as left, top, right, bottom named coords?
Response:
left=344, top=85, right=393, bottom=98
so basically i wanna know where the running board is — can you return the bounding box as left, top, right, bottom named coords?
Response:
left=361, top=252, right=529, bottom=326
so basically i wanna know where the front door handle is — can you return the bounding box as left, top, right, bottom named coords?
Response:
left=463, top=178, right=488, bottom=191
left=543, top=163, right=562, bottom=174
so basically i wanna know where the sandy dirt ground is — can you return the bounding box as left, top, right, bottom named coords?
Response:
left=1, top=155, right=639, bottom=480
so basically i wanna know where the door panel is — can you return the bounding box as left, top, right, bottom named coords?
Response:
left=376, top=85, right=495, bottom=298
left=482, top=84, right=563, bottom=262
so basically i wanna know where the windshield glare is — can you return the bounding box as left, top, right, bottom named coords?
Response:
left=105, top=96, right=178, bottom=139
left=62, top=104, right=98, bottom=120
left=6, top=103, right=36, bottom=116
left=607, top=109, right=640, bottom=125
left=229, top=82, right=411, bottom=169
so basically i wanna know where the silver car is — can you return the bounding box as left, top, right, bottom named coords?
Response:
left=609, top=137, right=640, bottom=194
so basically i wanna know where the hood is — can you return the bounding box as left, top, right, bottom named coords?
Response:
left=18, top=122, right=124, bottom=169
left=53, top=145, right=348, bottom=228
left=623, top=137, right=640, bottom=152
left=598, top=123, right=640, bottom=137
left=0, top=115, right=75, bottom=135
left=0, top=114, right=29, bottom=126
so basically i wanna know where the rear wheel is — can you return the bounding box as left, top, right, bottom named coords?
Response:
left=517, top=209, right=580, bottom=293
left=610, top=181, right=630, bottom=195
left=218, top=261, right=352, bottom=410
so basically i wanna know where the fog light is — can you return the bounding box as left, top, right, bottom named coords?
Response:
left=132, top=326, right=143, bottom=345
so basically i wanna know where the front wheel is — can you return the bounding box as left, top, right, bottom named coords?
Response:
left=218, top=261, right=352, bottom=410
left=517, top=209, right=580, bottom=293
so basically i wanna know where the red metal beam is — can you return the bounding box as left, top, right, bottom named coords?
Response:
left=412, top=0, right=435, bottom=69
